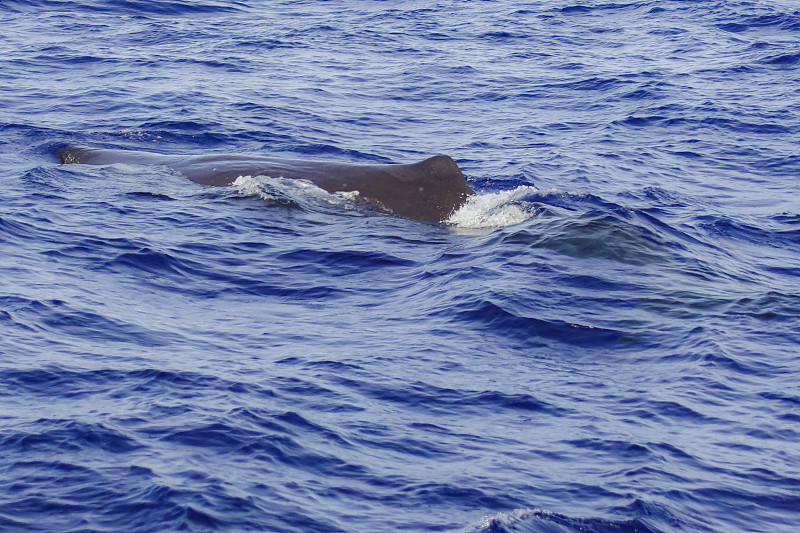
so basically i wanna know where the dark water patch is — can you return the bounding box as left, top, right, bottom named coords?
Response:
left=0, top=462, right=265, bottom=533
left=285, top=357, right=366, bottom=373
left=501, top=214, right=673, bottom=265
left=2, top=365, right=110, bottom=399
left=610, top=499, right=681, bottom=530
left=543, top=76, right=636, bottom=93
left=0, top=295, right=175, bottom=347
left=446, top=298, right=627, bottom=348
left=728, top=290, right=800, bottom=314
left=269, top=411, right=350, bottom=449
left=234, top=37, right=303, bottom=51
left=276, top=248, right=415, bottom=275
left=690, top=486, right=800, bottom=531
left=352, top=431, right=457, bottom=460
left=560, top=5, right=595, bottom=15
left=618, top=86, right=666, bottom=101
left=2, top=419, right=143, bottom=455
left=614, top=114, right=791, bottom=135
left=759, top=391, right=800, bottom=408
left=330, top=375, right=563, bottom=418
left=774, top=213, right=800, bottom=224
left=267, top=376, right=364, bottom=414
left=38, top=233, right=153, bottom=265
left=620, top=187, right=693, bottom=209
left=761, top=154, right=800, bottom=172
left=152, top=416, right=367, bottom=481
left=103, top=247, right=201, bottom=277
left=0, top=214, right=46, bottom=243
left=700, top=349, right=781, bottom=377
left=226, top=278, right=342, bottom=300
left=697, top=215, right=799, bottom=251
left=0, top=366, right=276, bottom=404
left=615, top=398, right=724, bottom=426
left=19, top=166, right=76, bottom=194
left=95, top=243, right=342, bottom=300
left=158, top=421, right=284, bottom=452
left=176, top=57, right=254, bottom=73
left=399, top=482, right=516, bottom=511
left=125, top=191, right=176, bottom=200
left=133, top=121, right=229, bottom=146
left=39, top=53, right=109, bottom=65
left=564, top=438, right=653, bottom=460
left=667, top=149, right=702, bottom=159
left=760, top=51, right=800, bottom=66
left=480, top=31, right=530, bottom=41
left=1, top=0, right=245, bottom=15
left=553, top=272, right=639, bottom=293
left=717, top=11, right=800, bottom=34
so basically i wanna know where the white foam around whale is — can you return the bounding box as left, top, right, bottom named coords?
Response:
left=445, top=186, right=540, bottom=228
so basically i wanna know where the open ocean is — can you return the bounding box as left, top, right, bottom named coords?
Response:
left=1, top=1, right=799, bottom=531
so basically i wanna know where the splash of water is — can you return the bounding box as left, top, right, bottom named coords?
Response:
left=446, top=186, right=540, bottom=228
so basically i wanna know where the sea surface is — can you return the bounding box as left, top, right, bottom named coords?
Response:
left=1, top=1, right=799, bottom=532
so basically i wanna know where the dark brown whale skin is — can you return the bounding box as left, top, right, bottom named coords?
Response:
left=57, top=146, right=474, bottom=222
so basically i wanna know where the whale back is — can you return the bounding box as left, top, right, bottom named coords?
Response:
left=352, top=155, right=474, bottom=222
left=56, top=146, right=474, bottom=222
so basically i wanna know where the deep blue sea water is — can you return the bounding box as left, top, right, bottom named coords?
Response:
left=2, top=1, right=799, bottom=531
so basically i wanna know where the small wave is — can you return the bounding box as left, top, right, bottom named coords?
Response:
left=446, top=186, right=540, bottom=228
left=0, top=294, right=175, bottom=347
left=473, top=508, right=540, bottom=532
left=470, top=508, right=661, bottom=533
left=761, top=51, right=800, bottom=66
left=445, top=298, right=627, bottom=348
left=717, top=12, right=800, bottom=34
left=1, top=0, right=243, bottom=15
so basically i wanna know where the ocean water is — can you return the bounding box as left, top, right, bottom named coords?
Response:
left=1, top=0, right=799, bottom=531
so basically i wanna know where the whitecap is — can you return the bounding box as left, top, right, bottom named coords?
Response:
left=446, top=185, right=540, bottom=228
left=468, top=508, right=558, bottom=533
left=233, top=174, right=282, bottom=202
left=232, top=174, right=365, bottom=216
left=233, top=174, right=351, bottom=204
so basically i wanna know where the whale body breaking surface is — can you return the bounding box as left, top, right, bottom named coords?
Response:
left=56, top=146, right=475, bottom=222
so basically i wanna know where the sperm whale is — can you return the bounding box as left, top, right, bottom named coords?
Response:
left=57, top=146, right=474, bottom=222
